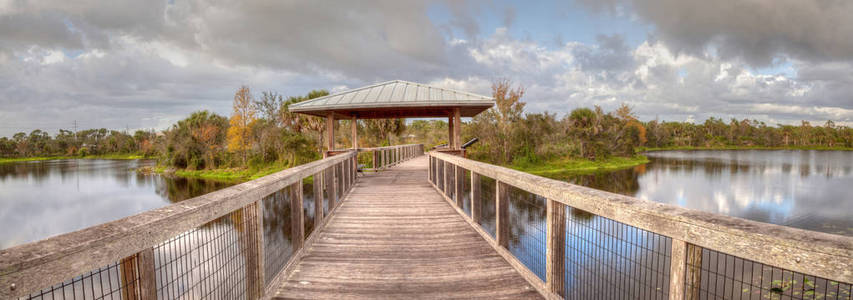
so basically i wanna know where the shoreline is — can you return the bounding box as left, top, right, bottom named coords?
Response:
left=140, top=163, right=293, bottom=183
left=640, top=145, right=853, bottom=152
left=509, top=155, right=650, bottom=176
left=0, top=154, right=146, bottom=164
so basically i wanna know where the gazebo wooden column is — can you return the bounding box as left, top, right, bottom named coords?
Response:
left=351, top=116, right=358, bottom=149
left=448, top=115, right=455, bottom=149
left=452, top=108, right=461, bottom=150
left=326, top=114, right=335, bottom=156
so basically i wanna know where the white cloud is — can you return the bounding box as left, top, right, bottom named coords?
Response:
left=0, top=1, right=851, bottom=136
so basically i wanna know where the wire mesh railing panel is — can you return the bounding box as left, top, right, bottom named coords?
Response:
left=563, top=206, right=672, bottom=300
left=684, top=244, right=852, bottom=300
left=303, top=176, right=315, bottom=239
left=429, top=157, right=435, bottom=183
left=446, top=163, right=456, bottom=202
left=262, top=186, right=293, bottom=286
left=437, top=159, right=445, bottom=192
left=322, top=168, right=331, bottom=216
left=462, top=169, right=471, bottom=216
left=504, top=183, right=548, bottom=281
left=335, top=164, right=343, bottom=203
left=478, top=175, right=497, bottom=238
left=153, top=206, right=257, bottom=300
left=24, top=261, right=137, bottom=300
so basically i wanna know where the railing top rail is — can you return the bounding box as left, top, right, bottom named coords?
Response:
left=356, top=144, right=423, bottom=151
left=0, top=150, right=357, bottom=296
left=429, top=151, right=853, bottom=283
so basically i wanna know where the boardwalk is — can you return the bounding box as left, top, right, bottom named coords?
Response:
left=272, top=156, right=542, bottom=299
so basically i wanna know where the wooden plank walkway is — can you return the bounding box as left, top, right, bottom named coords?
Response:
left=272, top=156, right=542, bottom=299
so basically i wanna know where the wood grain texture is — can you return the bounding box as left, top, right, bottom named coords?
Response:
left=430, top=151, right=853, bottom=283
left=545, top=199, right=565, bottom=295
left=0, top=151, right=357, bottom=298
left=273, top=156, right=541, bottom=300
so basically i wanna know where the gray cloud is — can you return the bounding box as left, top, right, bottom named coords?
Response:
left=0, top=1, right=851, bottom=137
left=578, top=0, right=853, bottom=67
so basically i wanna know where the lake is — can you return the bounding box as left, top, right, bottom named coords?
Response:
left=457, top=150, right=852, bottom=298
left=0, top=159, right=235, bottom=249
left=559, top=150, right=853, bottom=237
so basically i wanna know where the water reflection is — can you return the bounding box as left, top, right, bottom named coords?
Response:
left=543, top=150, right=853, bottom=237
left=0, top=159, right=235, bottom=249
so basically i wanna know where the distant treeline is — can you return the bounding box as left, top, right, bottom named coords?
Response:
left=0, top=87, right=407, bottom=173
left=2, top=81, right=851, bottom=170
left=410, top=80, right=853, bottom=166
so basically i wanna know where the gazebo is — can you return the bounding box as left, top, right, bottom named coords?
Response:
left=289, top=80, right=494, bottom=155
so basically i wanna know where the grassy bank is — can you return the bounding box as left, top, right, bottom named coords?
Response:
left=146, top=162, right=297, bottom=182
left=639, top=145, right=853, bottom=152
left=0, top=154, right=145, bottom=164
left=509, top=155, right=650, bottom=176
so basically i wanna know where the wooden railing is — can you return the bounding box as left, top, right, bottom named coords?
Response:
left=357, top=144, right=424, bottom=171
left=0, top=150, right=363, bottom=299
left=428, top=151, right=853, bottom=300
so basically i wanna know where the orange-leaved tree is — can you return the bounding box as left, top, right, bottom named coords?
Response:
left=227, top=86, right=257, bottom=165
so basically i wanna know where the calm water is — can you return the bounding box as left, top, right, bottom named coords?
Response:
left=0, top=159, right=234, bottom=249
left=559, top=150, right=853, bottom=237
left=454, top=150, right=853, bottom=298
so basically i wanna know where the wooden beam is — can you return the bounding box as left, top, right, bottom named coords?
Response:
left=546, top=199, right=566, bottom=295
left=325, top=114, right=335, bottom=154
left=351, top=116, right=357, bottom=149
left=453, top=108, right=461, bottom=150
left=242, top=201, right=263, bottom=299
left=496, top=180, right=509, bottom=248
left=119, top=254, right=139, bottom=300
left=448, top=115, right=455, bottom=149
left=314, top=172, right=324, bottom=228
left=471, top=172, right=481, bottom=224
left=291, top=183, right=304, bottom=252
left=670, top=239, right=688, bottom=300
left=455, top=165, right=464, bottom=208
left=685, top=243, right=703, bottom=300
left=325, top=166, right=336, bottom=209
left=136, top=248, right=156, bottom=300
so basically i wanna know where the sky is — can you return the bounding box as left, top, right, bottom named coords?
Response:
left=1, top=0, right=852, bottom=136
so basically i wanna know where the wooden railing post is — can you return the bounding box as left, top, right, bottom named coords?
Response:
left=325, top=166, right=336, bottom=209
left=669, top=239, right=687, bottom=300
left=496, top=180, right=509, bottom=248
left=291, top=183, right=304, bottom=251
left=241, top=201, right=265, bottom=299
left=428, top=156, right=433, bottom=183
left=314, top=172, right=324, bottom=227
left=373, top=150, right=379, bottom=170
left=119, top=254, right=140, bottom=300
left=685, top=243, right=703, bottom=300
left=471, top=172, right=481, bottom=223
left=137, top=248, right=157, bottom=300
left=443, top=161, right=450, bottom=197
left=455, top=165, right=464, bottom=208
left=546, top=199, right=566, bottom=295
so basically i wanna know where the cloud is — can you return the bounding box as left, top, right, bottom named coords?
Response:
left=0, top=1, right=851, bottom=136
left=577, top=0, right=853, bottom=67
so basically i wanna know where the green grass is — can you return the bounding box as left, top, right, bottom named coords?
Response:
left=152, top=162, right=308, bottom=183
left=509, top=155, right=650, bottom=176
left=0, top=154, right=145, bottom=164
left=639, top=145, right=853, bottom=152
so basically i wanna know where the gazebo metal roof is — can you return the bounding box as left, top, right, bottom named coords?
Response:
left=289, top=80, right=494, bottom=119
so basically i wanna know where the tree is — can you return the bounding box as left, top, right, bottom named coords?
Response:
left=227, top=86, right=257, bottom=164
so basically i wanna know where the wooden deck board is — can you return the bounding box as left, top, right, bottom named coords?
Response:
left=273, top=156, right=542, bottom=299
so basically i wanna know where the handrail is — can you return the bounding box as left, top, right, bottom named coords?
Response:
left=0, top=150, right=361, bottom=299
left=429, top=151, right=852, bottom=299
left=355, top=144, right=424, bottom=171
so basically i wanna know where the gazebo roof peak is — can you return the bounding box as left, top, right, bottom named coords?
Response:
left=289, top=80, right=494, bottom=119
